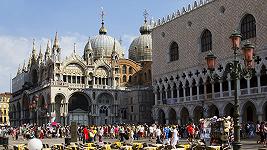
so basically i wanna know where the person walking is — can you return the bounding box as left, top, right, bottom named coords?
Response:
left=170, top=126, right=179, bottom=148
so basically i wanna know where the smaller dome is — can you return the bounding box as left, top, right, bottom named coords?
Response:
left=139, top=22, right=152, bottom=35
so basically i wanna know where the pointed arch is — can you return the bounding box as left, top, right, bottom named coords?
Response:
left=180, top=107, right=190, bottom=125
left=158, top=109, right=166, bottom=124
left=242, top=101, right=256, bottom=122
left=224, top=103, right=234, bottom=117
left=193, top=106, right=204, bottom=123
left=168, top=108, right=177, bottom=124
left=208, top=104, right=219, bottom=117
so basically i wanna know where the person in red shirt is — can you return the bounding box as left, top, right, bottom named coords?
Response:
left=186, top=123, right=195, bottom=142
left=83, top=126, right=89, bottom=143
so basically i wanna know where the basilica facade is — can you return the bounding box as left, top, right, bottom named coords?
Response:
left=151, top=0, right=267, bottom=125
left=10, top=15, right=154, bottom=126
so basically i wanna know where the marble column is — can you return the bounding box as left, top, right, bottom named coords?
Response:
left=228, top=79, right=232, bottom=96
left=204, top=84, right=207, bottom=100
left=219, top=80, right=223, bottom=97
left=196, top=84, right=200, bottom=100
left=247, top=79, right=250, bottom=94
left=189, top=85, right=193, bottom=101
left=154, top=92, right=158, bottom=105
left=183, top=86, right=186, bottom=101
left=170, top=87, right=174, bottom=99
left=159, top=90, right=163, bottom=104
left=257, top=75, right=261, bottom=93
left=176, top=87, right=180, bottom=103
left=211, top=81, right=215, bottom=98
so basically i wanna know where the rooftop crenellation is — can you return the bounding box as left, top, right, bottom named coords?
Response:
left=152, top=0, right=215, bottom=28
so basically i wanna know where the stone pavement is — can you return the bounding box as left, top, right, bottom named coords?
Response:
left=3, top=135, right=267, bottom=150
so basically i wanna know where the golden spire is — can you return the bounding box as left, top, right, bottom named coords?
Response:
left=99, top=7, right=107, bottom=35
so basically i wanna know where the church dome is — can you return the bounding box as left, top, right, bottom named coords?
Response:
left=89, top=22, right=124, bottom=59
left=129, top=21, right=152, bottom=62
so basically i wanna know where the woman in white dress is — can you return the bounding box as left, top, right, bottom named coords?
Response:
left=171, top=126, right=179, bottom=148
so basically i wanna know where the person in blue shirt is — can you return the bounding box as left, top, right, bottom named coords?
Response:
left=163, top=126, right=170, bottom=145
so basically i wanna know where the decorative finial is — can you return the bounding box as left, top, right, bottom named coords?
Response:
left=74, top=43, right=76, bottom=53
left=113, top=38, right=116, bottom=52
left=53, top=32, right=59, bottom=48
left=143, top=9, right=149, bottom=23
left=100, top=7, right=105, bottom=26
left=99, top=7, right=107, bottom=35
left=32, top=39, right=36, bottom=50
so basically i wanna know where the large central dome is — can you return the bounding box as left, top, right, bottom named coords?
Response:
left=89, top=22, right=124, bottom=59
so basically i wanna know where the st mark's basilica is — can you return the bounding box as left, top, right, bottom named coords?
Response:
left=10, top=11, right=154, bottom=126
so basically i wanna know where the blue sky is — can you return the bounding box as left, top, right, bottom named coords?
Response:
left=0, top=0, right=194, bottom=92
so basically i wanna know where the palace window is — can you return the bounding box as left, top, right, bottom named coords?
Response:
left=241, top=14, right=256, bottom=40
left=122, top=65, right=127, bottom=74
left=201, top=29, right=212, bottom=52
left=169, top=42, right=179, bottom=61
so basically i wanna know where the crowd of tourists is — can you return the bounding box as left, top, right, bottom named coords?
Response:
left=0, top=124, right=70, bottom=140
left=1, top=119, right=266, bottom=148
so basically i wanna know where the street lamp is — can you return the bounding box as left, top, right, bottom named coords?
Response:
left=205, top=30, right=255, bottom=150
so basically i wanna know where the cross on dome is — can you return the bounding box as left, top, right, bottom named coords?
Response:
left=143, top=9, right=149, bottom=23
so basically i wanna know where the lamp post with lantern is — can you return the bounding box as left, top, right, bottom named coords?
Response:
left=205, top=30, right=255, bottom=150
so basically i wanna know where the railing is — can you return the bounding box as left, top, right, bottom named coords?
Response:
left=192, top=95, right=198, bottom=100
left=214, top=93, right=220, bottom=98
left=199, top=94, right=204, bottom=100
left=223, top=91, right=229, bottom=97
left=186, top=96, right=190, bottom=101
left=240, top=89, right=248, bottom=95
left=68, top=83, right=86, bottom=88
left=207, top=93, right=212, bottom=99
left=157, top=86, right=267, bottom=106
left=250, top=87, right=258, bottom=94
left=50, top=81, right=68, bottom=86
left=262, top=86, right=267, bottom=92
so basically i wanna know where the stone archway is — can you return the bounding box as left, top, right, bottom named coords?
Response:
left=242, top=101, right=256, bottom=123
left=22, top=94, right=30, bottom=124
left=193, top=106, right=203, bottom=123
left=68, top=92, right=91, bottom=125
left=54, top=94, right=66, bottom=124
left=158, top=109, right=166, bottom=125
left=96, top=93, right=114, bottom=125
left=38, top=95, right=48, bottom=125
left=180, top=107, right=189, bottom=125
left=169, top=108, right=177, bottom=124
left=224, top=103, right=234, bottom=117
left=208, top=104, right=219, bottom=117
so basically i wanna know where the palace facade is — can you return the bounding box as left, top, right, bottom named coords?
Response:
left=10, top=15, right=154, bottom=126
left=151, top=0, right=267, bottom=125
